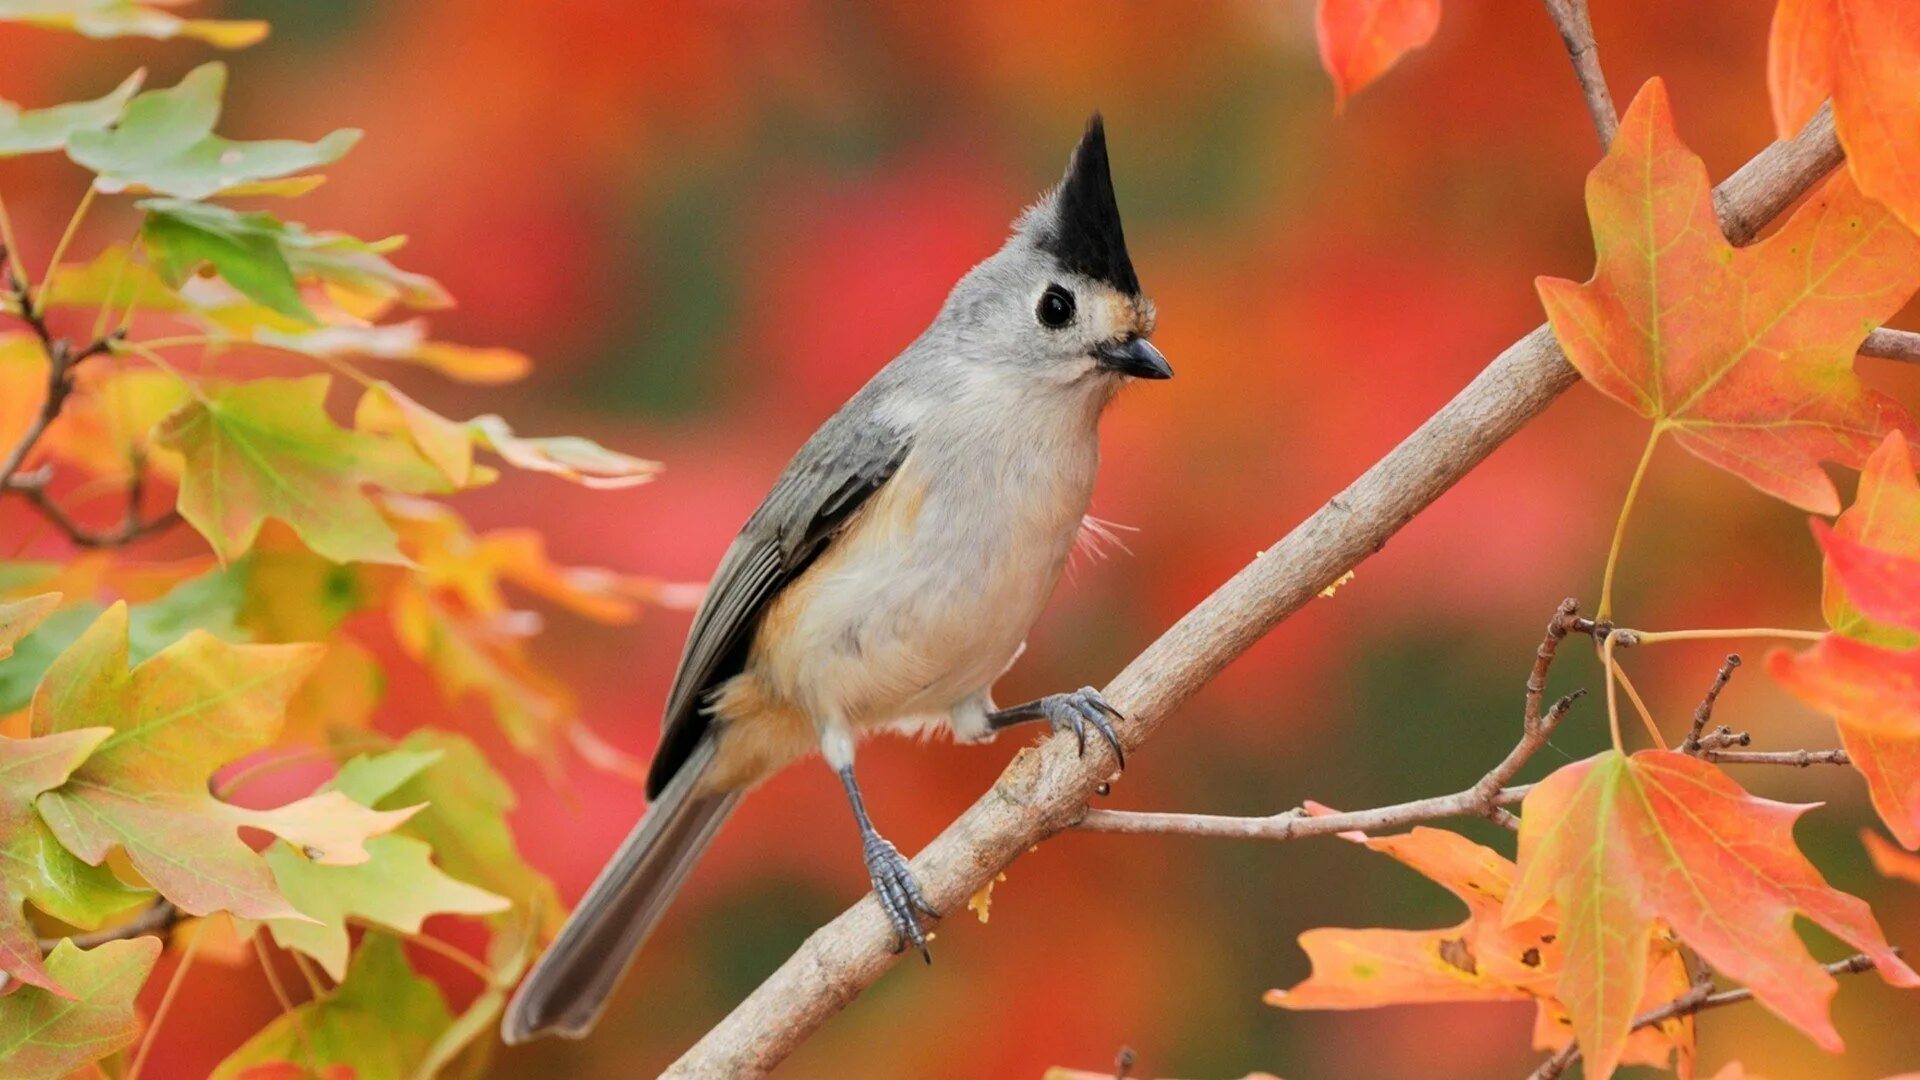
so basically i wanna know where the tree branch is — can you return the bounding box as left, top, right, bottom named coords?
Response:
left=1525, top=952, right=1890, bottom=1080
left=1681, top=654, right=1741, bottom=753
left=1540, top=0, right=1618, bottom=147
left=5, top=466, right=181, bottom=548
left=37, top=899, right=179, bottom=952
left=1862, top=328, right=1920, bottom=362
left=1078, top=600, right=1583, bottom=841
left=662, top=108, right=1848, bottom=1079
left=0, top=246, right=123, bottom=497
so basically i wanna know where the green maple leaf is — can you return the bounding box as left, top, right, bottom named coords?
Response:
left=0, top=70, right=143, bottom=158
left=382, top=730, right=566, bottom=939
left=66, top=63, right=356, bottom=199
left=155, top=375, right=448, bottom=565
left=265, top=748, right=509, bottom=980
left=0, top=729, right=148, bottom=994
left=0, top=568, right=246, bottom=714
left=0, top=938, right=160, bottom=1080
left=140, top=199, right=450, bottom=324
left=210, top=934, right=453, bottom=1080
left=30, top=603, right=416, bottom=920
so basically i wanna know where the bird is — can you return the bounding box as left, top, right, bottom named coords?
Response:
left=501, top=113, right=1170, bottom=1044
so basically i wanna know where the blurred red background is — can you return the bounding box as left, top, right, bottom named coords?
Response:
left=6, top=1, right=1919, bottom=1076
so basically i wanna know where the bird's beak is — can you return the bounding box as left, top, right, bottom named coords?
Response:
left=1094, top=336, right=1172, bottom=379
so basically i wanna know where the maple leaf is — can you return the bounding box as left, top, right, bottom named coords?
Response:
left=1539, top=78, right=1920, bottom=514
left=391, top=583, right=572, bottom=765
left=67, top=64, right=354, bottom=199
left=210, top=933, right=453, bottom=1080
left=1864, top=828, right=1920, bottom=885
left=0, top=728, right=148, bottom=994
left=0, top=70, right=143, bottom=158
left=257, top=321, right=527, bottom=384
left=41, top=367, right=189, bottom=484
left=1769, top=430, right=1920, bottom=846
left=378, top=729, right=565, bottom=940
left=0, top=594, right=59, bottom=659
left=0, top=938, right=159, bottom=1080
left=155, top=375, right=448, bottom=565
left=1315, top=0, right=1440, bottom=108
left=0, top=566, right=244, bottom=716
left=388, top=495, right=668, bottom=624
left=0, top=1, right=267, bottom=48
left=1268, top=823, right=1691, bottom=1072
left=140, top=201, right=450, bottom=323
left=1506, top=749, right=1916, bottom=1080
left=36, top=245, right=189, bottom=314
left=29, top=603, right=416, bottom=919
left=1769, top=0, right=1920, bottom=236
left=264, top=747, right=509, bottom=980
left=355, top=384, right=658, bottom=491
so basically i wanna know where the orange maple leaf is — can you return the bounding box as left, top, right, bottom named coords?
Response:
left=1268, top=823, right=1692, bottom=1073
left=1314, top=0, right=1440, bottom=109
left=1506, top=749, right=1916, bottom=1080
left=1540, top=78, right=1920, bottom=515
left=1769, top=0, right=1920, bottom=236
left=1770, top=430, right=1920, bottom=847
left=1864, top=828, right=1920, bottom=885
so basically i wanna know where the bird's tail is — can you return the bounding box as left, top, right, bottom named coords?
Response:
left=501, top=736, right=739, bottom=1043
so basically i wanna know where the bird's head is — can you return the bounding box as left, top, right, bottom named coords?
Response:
left=944, top=115, right=1170, bottom=387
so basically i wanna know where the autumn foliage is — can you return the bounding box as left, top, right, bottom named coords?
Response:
left=4, top=1, right=1920, bottom=1079
left=0, top=5, right=664, bottom=1077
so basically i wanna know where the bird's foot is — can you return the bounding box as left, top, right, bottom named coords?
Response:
left=864, top=834, right=938, bottom=961
left=1036, top=687, right=1126, bottom=767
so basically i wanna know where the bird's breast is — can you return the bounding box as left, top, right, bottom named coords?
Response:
left=747, top=395, right=1102, bottom=727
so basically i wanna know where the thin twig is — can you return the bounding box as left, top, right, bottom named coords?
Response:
left=6, top=471, right=180, bottom=547
left=0, top=247, right=123, bottom=492
left=1681, top=654, right=1741, bottom=753
left=663, top=102, right=1849, bottom=1079
left=38, top=899, right=179, bottom=952
left=1704, top=747, right=1851, bottom=767
left=1080, top=602, right=1583, bottom=840
left=1526, top=952, right=1888, bottom=1079
left=1539, top=0, right=1618, bottom=147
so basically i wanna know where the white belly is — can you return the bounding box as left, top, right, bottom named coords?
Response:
left=749, top=393, right=1103, bottom=735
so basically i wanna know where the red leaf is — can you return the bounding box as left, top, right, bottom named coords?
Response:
left=1540, top=79, right=1920, bottom=514
left=1314, top=0, right=1440, bottom=109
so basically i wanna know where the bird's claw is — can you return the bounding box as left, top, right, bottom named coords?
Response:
left=863, top=834, right=937, bottom=961
left=1041, top=687, right=1126, bottom=768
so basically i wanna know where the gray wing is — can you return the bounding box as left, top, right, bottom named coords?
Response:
left=645, top=403, right=913, bottom=797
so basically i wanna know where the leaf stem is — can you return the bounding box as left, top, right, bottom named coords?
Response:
left=1631, top=627, right=1826, bottom=644
left=255, top=935, right=319, bottom=1070
left=0, top=190, right=25, bottom=286
left=35, top=185, right=95, bottom=314
left=114, top=339, right=210, bottom=403
left=125, top=921, right=202, bottom=1080
left=91, top=233, right=141, bottom=342
left=1598, top=427, right=1661, bottom=621
left=403, top=930, right=499, bottom=986
left=1611, top=660, right=1663, bottom=747
left=1603, top=630, right=1624, bottom=752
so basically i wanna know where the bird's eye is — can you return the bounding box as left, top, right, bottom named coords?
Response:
left=1036, top=284, right=1076, bottom=328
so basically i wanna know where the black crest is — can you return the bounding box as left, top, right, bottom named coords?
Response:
left=1036, top=114, right=1141, bottom=297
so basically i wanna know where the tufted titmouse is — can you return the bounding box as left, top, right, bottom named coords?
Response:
left=502, top=115, right=1168, bottom=1044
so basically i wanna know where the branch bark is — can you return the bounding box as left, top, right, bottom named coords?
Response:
left=663, top=110, right=1850, bottom=1078
left=1525, top=952, right=1889, bottom=1080
left=1078, top=599, right=1583, bottom=841
left=1540, top=0, right=1619, bottom=147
